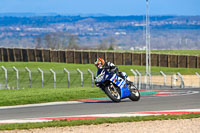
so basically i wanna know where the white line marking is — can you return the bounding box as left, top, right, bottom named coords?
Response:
left=0, top=101, right=83, bottom=110
left=0, top=108, right=200, bottom=124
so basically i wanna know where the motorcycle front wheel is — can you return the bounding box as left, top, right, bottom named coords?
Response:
left=104, top=84, right=121, bottom=102
left=129, top=85, right=140, bottom=101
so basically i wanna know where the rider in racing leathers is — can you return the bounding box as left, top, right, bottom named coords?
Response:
left=94, top=57, right=131, bottom=85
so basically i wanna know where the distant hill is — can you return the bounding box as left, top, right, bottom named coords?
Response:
left=0, top=14, right=199, bottom=49
left=0, top=15, right=199, bottom=28
left=0, top=13, right=108, bottom=17
left=0, top=13, right=59, bottom=17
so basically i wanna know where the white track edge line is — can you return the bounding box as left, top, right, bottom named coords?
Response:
left=1, top=109, right=200, bottom=124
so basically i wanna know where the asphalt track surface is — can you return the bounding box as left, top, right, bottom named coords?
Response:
left=0, top=88, right=200, bottom=121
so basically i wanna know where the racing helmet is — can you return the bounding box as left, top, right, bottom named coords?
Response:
left=94, top=57, right=105, bottom=69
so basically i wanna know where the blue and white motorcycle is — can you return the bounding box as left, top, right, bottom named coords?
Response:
left=95, top=69, right=140, bottom=102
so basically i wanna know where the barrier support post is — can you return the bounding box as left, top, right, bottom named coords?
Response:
left=130, top=69, right=137, bottom=88
left=25, top=67, right=31, bottom=88
left=195, top=72, right=200, bottom=87
left=88, top=69, right=94, bottom=88
left=13, top=66, right=19, bottom=89
left=64, top=68, right=70, bottom=88
left=135, top=70, right=142, bottom=90
left=77, top=68, right=83, bottom=87
left=146, top=72, right=152, bottom=89
left=38, top=68, right=44, bottom=88
left=50, top=69, right=56, bottom=89
left=177, top=72, right=184, bottom=88
left=160, top=71, right=167, bottom=86
left=1, top=66, right=8, bottom=89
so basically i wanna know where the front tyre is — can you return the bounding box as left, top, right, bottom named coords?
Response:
left=104, top=84, right=121, bottom=102
left=129, top=86, right=140, bottom=101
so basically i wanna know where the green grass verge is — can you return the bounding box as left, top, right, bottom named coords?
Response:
left=0, top=113, right=200, bottom=131
left=0, top=87, right=155, bottom=106
left=0, top=87, right=105, bottom=106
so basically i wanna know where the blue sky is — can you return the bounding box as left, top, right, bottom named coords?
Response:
left=0, top=0, right=200, bottom=16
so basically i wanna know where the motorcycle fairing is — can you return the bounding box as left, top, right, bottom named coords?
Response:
left=110, top=74, right=130, bottom=98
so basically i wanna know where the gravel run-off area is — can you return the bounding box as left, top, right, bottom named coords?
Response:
left=1, top=118, right=200, bottom=133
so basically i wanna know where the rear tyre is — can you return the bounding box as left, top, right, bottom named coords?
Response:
left=129, top=85, right=140, bottom=101
left=104, top=84, right=121, bottom=102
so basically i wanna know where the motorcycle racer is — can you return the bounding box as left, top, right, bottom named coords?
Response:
left=94, top=57, right=131, bottom=85
left=94, top=57, right=140, bottom=102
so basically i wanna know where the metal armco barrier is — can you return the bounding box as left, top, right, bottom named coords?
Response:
left=88, top=69, right=94, bottom=88
left=77, top=68, right=83, bottom=87
left=64, top=68, right=70, bottom=88
left=25, top=67, right=31, bottom=88
left=38, top=68, right=44, bottom=88
left=1, top=66, right=8, bottom=89
left=50, top=69, right=56, bottom=89
left=13, top=66, right=19, bottom=89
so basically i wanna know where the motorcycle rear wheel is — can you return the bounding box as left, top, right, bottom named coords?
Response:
left=104, top=84, right=121, bottom=102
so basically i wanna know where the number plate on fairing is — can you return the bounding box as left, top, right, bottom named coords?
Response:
left=110, top=74, right=130, bottom=98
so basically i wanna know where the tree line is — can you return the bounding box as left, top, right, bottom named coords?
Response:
left=35, top=32, right=117, bottom=50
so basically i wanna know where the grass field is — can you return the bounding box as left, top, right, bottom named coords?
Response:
left=92, top=49, right=200, bottom=56
left=134, top=49, right=200, bottom=56
left=150, top=49, right=200, bottom=56
left=0, top=87, right=105, bottom=106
